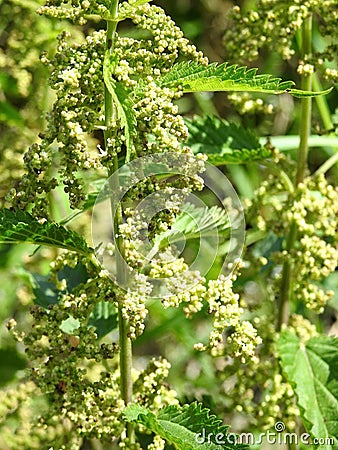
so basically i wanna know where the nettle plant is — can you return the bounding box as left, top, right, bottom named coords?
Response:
left=0, top=0, right=337, bottom=449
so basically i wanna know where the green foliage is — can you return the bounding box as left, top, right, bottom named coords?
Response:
left=277, top=331, right=338, bottom=449
left=87, top=301, right=118, bottom=339
left=0, top=209, right=92, bottom=256
left=160, top=61, right=332, bottom=97
left=0, top=348, right=26, bottom=387
left=154, top=203, right=231, bottom=251
left=0, top=101, right=23, bottom=126
left=124, top=402, right=248, bottom=449
left=29, top=265, right=118, bottom=339
left=185, top=115, right=272, bottom=165
left=30, top=263, right=88, bottom=308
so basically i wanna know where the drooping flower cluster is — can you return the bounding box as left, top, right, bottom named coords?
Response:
left=7, top=250, right=179, bottom=444
left=194, top=265, right=262, bottom=361
left=247, top=168, right=338, bottom=313
left=224, top=0, right=338, bottom=82
left=0, top=0, right=80, bottom=207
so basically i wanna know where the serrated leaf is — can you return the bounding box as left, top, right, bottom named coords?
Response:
left=103, top=52, right=136, bottom=162
left=0, top=209, right=92, bottom=256
left=88, top=301, right=118, bottom=339
left=277, top=332, right=338, bottom=450
left=160, top=61, right=332, bottom=97
left=185, top=115, right=272, bottom=164
left=124, top=403, right=247, bottom=449
left=154, top=203, right=231, bottom=252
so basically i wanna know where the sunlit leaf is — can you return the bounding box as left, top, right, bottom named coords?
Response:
left=277, top=332, right=338, bottom=450
left=161, top=61, right=332, bottom=97
left=0, top=209, right=92, bottom=256
left=124, top=402, right=248, bottom=449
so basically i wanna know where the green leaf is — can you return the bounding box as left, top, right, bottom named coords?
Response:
left=277, top=331, right=338, bottom=449
left=126, top=0, right=152, bottom=6
left=160, top=61, right=332, bottom=97
left=103, top=52, right=136, bottom=162
left=30, top=263, right=89, bottom=308
left=31, top=273, right=59, bottom=308
left=154, top=203, right=231, bottom=251
left=123, top=403, right=248, bottom=449
left=88, top=301, right=118, bottom=339
left=0, top=209, right=92, bottom=256
left=0, top=348, right=27, bottom=387
left=28, top=264, right=117, bottom=339
left=0, top=100, right=23, bottom=126
left=185, top=115, right=272, bottom=164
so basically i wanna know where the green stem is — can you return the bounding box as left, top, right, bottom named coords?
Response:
left=261, top=161, right=294, bottom=193
left=312, top=74, right=334, bottom=131
left=295, top=16, right=313, bottom=185
left=277, top=15, right=313, bottom=331
left=314, top=151, right=338, bottom=176
left=103, top=0, right=134, bottom=442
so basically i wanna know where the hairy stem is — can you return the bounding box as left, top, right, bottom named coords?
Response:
left=277, top=15, right=313, bottom=331
left=103, top=0, right=134, bottom=442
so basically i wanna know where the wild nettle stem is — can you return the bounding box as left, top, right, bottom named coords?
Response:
left=277, top=15, right=313, bottom=331
left=103, top=0, right=134, bottom=442
left=295, top=15, right=313, bottom=185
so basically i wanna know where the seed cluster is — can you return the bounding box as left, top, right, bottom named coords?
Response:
left=249, top=172, right=338, bottom=313
left=194, top=266, right=262, bottom=361
left=224, top=0, right=338, bottom=82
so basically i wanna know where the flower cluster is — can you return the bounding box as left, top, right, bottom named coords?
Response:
left=8, top=1, right=208, bottom=217
left=210, top=307, right=306, bottom=431
left=248, top=168, right=338, bottom=313
left=8, top=29, right=105, bottom=214
left=194, top=264, right=262, bottom=361
left=0, top=380, right=83, bottom=449
left=224, top=0, right=338, bottom=82
left=133, top=357, right=179, bottom=409
left=283, top=175, right=338, bottom=312
left=228, top=92, right=274, bottom=116
left=0, top=0, right=78, bottom=206
left=119, top=274, right=152, bottom=340
left=224, top=168, right=336, bottom=429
